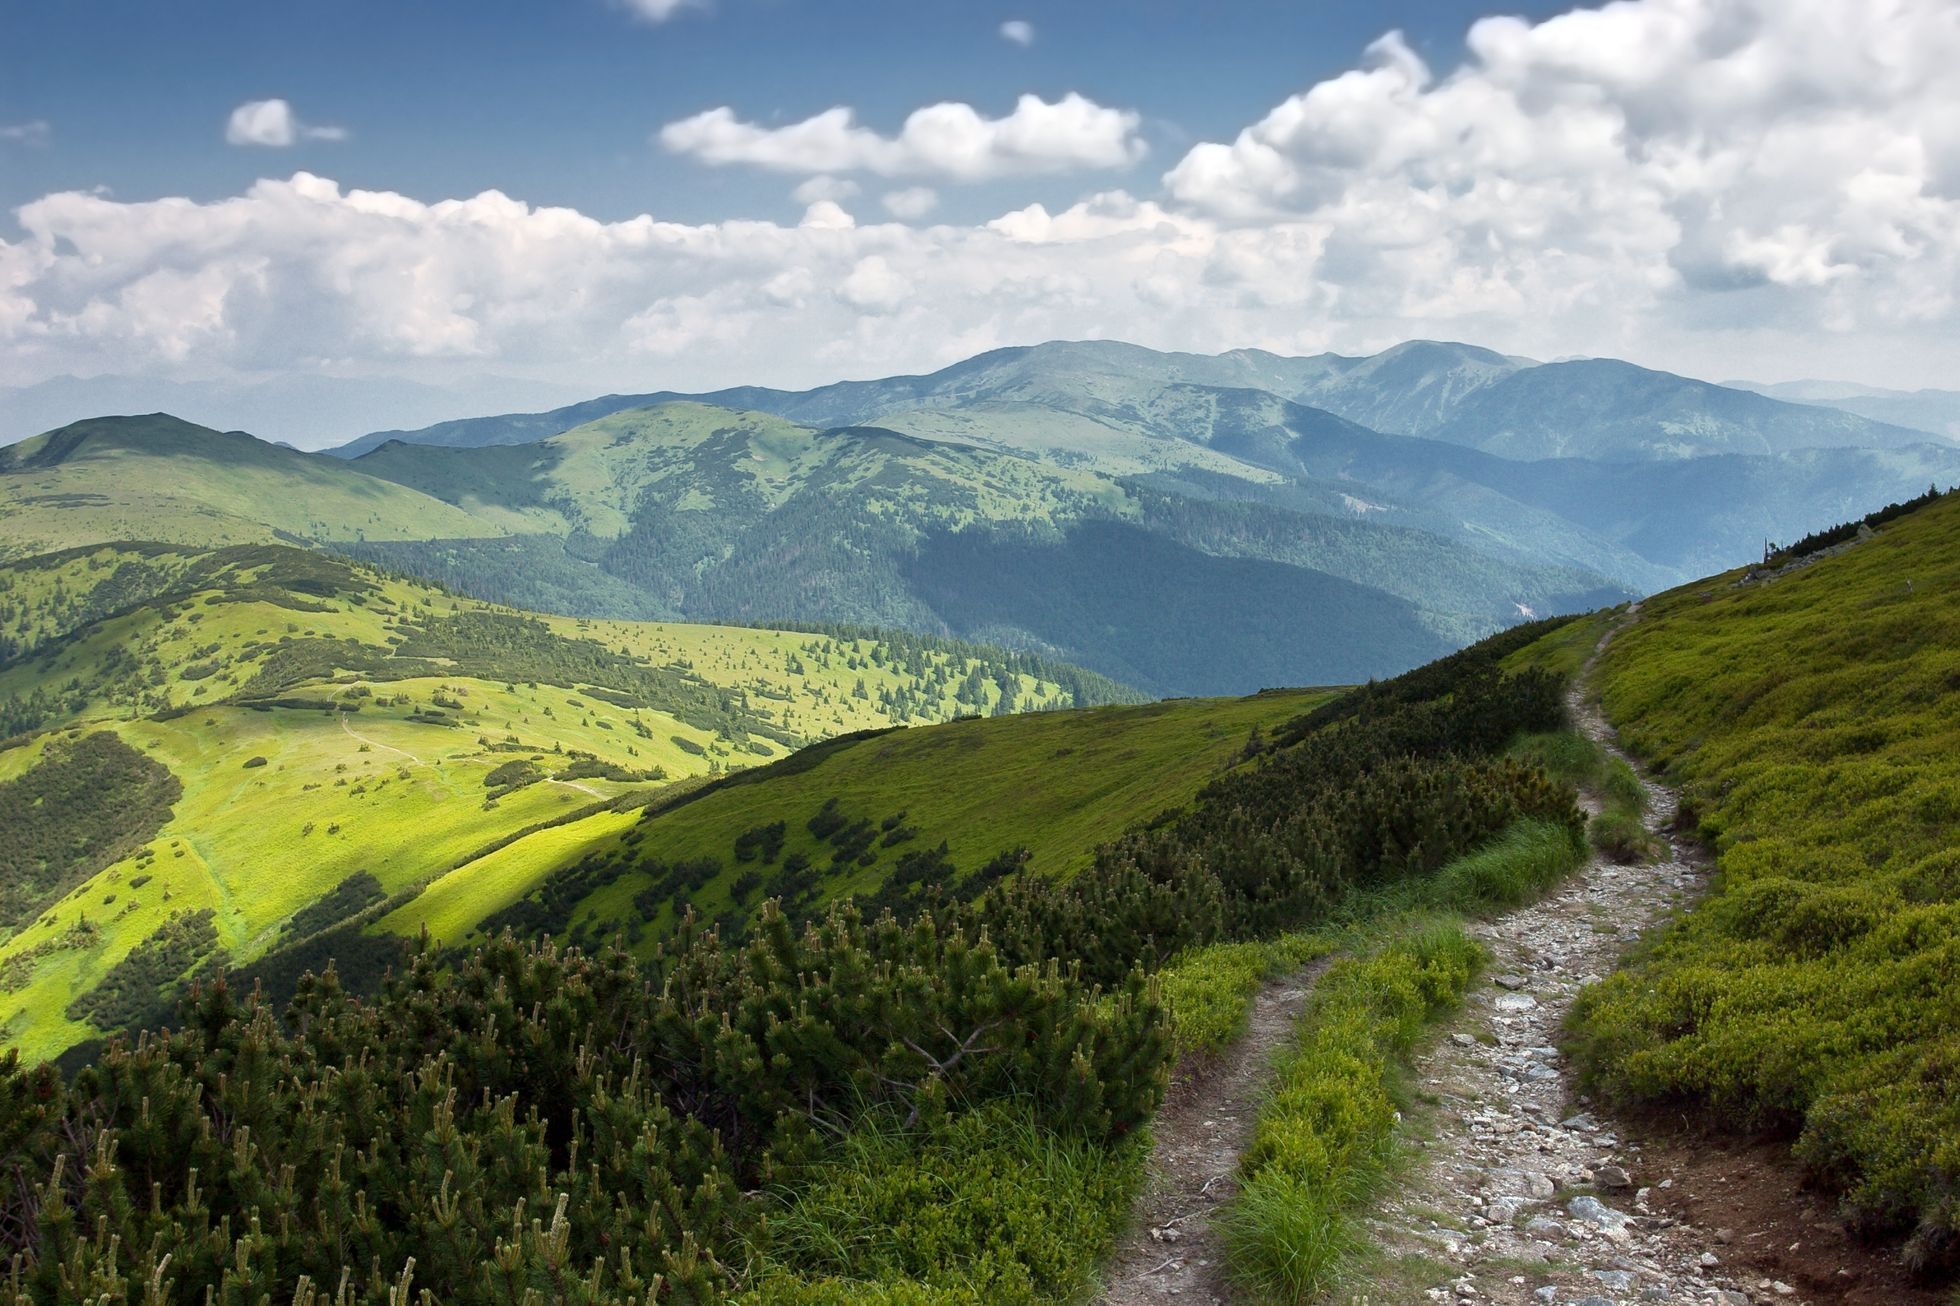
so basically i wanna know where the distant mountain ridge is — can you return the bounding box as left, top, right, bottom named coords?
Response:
left=1725, top=378, right=1960, bottom=441
left=327, top=338, right=1931, bottom=463
left=10, top=339, right=1958, bottom=696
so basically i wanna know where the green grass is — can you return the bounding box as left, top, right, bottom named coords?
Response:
left=545, top=689, right=1335, bottom=955
left=740, top=1103, right=1143, bottom=1304
left=1564, top=488, right=1960, bottom=1273
left=1220, top=921, right=1484, bottom=1303
left=1499, top=607, right=1617, bottom=682
left=1156, top=935, right=1339, bottom=1060
left=0, top=542, right=1134, bottom=1061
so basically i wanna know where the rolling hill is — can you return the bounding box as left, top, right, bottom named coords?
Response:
left=331, top=338, right=1932, bottom=464
left=0, top=541, right=1132, bottom=1060
left=0, top=414, right=502, bottom=559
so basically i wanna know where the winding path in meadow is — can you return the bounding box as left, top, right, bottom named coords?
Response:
left=1099, top=960, right=1329, bottom=1306
left=1355, top=611, right=1912, bottom=1306
left=340, top=711, right=425, bottom=766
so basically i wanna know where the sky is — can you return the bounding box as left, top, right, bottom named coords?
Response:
left=2, top=0, right=1957, bottom=443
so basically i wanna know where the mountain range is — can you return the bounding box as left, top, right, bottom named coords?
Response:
left=6, top=338, right=1957, bottom=697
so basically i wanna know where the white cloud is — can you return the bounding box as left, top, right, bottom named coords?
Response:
left=839, top=255, right=910, bottom=313
left=225, top=100, right=348, bottom=148
left=1000, top=20, right=1035, bottom=47
left=792, top=175, right=860, bottom=204
left=0, top=121, right=51, bottom=147
left=881, top=187, right=939, bottom=221
left=659, top=93, right=1146, bottom=181
left=1163, top=0, right=1960, bottom=350
left=799, top=199, right=856, bottom=230
left=3, top=1, right=1957, bottom=399
left=617, top=0, right=705, bottom=22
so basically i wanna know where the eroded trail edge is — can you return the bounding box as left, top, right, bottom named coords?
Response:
left=1099, top=963, right=1327, bottom=1305
left=1362, top=620, right=1779, bottom=1306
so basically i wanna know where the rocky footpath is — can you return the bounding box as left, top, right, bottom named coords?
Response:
left=1361, top=675, right=1798, bottom=1306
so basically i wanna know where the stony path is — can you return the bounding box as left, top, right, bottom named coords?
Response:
left=1099, top=963, right=1327, bottom=1305
left=1355, top=636, right=1793, bottom=1306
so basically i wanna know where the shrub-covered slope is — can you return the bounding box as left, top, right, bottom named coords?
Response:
left=389, top=688, right=1334, bottom=950
left=0, top=605, right=1578, bottom=1305
left=1564, top=488, right=1960, bottom=1273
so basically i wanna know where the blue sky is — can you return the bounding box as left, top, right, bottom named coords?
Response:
left=2, top=0, right=1956, bottom=443
left=0, top=0, right=1560, bottom=225
left=1, top=0, right=1568, bottom=224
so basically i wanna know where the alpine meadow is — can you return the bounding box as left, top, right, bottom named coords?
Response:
left=4, top=1, right=1959, bottom=1304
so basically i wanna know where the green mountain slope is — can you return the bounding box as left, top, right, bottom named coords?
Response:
left=0, top=403, right=1621, bottom=697
left=0, top=414, right=501, bottom=558
left=0, top=541, right=1132, bottom=1059
left=1543, top=488, right=1960, bottom=1272
left=383, top=686, right=1334, bottom=952
left=346, top=401, right=1619, bottom=693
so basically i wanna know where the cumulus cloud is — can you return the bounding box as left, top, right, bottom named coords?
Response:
left=1163, top=0, right=1960, bottom=344
left=659, top=93, right=1146, bottom=181
left=3, top=0, right=1956, bottom=397
left=617, top=0, right=705, bottom=21
left=0, top=121, right=52, bottom=147
left=881, top=187, right=939, bottom=220
left=225, top=100, right=348, bottom=148
left=1000, top=20, right=1035, bottom=47
left=792, top=175, right=860, bottom=204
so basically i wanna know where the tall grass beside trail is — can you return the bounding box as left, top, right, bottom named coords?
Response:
left=1156, top=935, right=1339, bottom=1059
left=742, top=1103, right=1143, bottom=1304
left=1153, top=818, right=1587, bottom=1061
left=1206, top=818, right=1590, bottom=1303
left=1219, top=922, right=1484, bottom=1303
left=1509, top=730, right=1658, bottom=863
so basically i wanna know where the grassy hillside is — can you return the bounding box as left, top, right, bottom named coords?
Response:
left=0, top=414, right=499, bottom=558
left=0, top=542, right=1131, bottom=1060
left=382, top=687, right=1334, bottom=950
left=0, top=618, right=1580, bottom=1304
left=1559, top=488, right=1960, bottom=1273
left=349, top=401, right=1624, bottom=695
